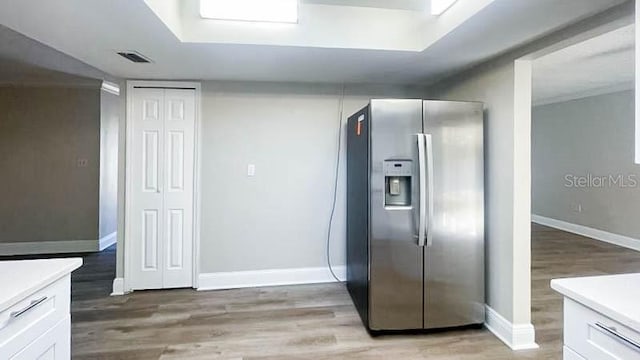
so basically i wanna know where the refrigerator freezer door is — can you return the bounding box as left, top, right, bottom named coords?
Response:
left=369, top=99, right=424, bottom=330
left=423, top=101, right=485, bottom=329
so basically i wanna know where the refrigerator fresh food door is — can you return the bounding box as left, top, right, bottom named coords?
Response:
left=423, top=101, right=485, bottom=329
left=369, top=99, right=424, bottom=330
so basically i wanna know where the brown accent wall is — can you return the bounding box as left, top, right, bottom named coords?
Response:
left=0, top=86, right=101, bottom=243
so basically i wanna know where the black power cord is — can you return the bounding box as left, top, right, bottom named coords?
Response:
left=326, top=85, right=345, bottom=283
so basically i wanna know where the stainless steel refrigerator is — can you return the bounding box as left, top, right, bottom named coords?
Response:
left=346, top=99, right=485, bottom=332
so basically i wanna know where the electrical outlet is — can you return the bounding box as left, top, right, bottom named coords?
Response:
left=77, top=158, right=89, bottom=167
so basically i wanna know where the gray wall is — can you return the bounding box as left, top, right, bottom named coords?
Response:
left=113, top=81, right=425, bottom=277
left=532, top=90, right=640, bottom=238
left=99, top=91, right=120, bottom=239
left=198, top=82, right=426, bottom=274
left=0, top=86, right=101, bottom=243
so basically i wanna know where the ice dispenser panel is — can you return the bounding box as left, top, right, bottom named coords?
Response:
left=384, top=160, right=412, bottom=208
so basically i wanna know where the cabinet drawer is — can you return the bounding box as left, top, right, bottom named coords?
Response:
left=565, top=298, right=640, bottom=360
left=0, top=275, right=70, bottom=359
left=10, top=316, right=70, bottom=360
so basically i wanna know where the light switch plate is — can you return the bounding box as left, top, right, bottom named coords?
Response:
left=247, top=164, right=256, bottom=177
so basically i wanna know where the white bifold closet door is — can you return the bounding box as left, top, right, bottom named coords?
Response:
left=129, top=88, right=195, bottom=290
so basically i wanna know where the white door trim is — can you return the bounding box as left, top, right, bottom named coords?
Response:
left=124, top=80, right=202, bottom=292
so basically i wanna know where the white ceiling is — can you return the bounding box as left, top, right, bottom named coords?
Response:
left=533, top=24, right=635, bottom=105
left=0, top=0, right=629, bottom=84
left=0, top=23, right=109, bottom=84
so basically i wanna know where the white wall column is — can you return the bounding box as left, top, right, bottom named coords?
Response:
left=635, top=0, right=639, bottom=164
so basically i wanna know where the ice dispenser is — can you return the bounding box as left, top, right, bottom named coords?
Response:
left=384, top=160, right=412, bottom=208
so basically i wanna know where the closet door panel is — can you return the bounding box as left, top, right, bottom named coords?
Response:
left=162, top=89, right=195, bottom=288
left=129, top=88, right=165, bottom=290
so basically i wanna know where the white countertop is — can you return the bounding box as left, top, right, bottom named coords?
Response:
left=551, top=273, right=640, bottom=333
left=0, top=258, right=83, bottom=312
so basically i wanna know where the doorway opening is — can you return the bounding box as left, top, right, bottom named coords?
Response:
left=529, top=22, right=640, bottom=354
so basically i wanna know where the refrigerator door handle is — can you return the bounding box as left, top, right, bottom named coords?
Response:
left=417, top=134, right=427, bottom=247
left=425, top=133, right=435, bottom=247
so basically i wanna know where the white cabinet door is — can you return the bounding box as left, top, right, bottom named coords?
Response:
left=564, top=346, right=586, bottom=360
left=10, top=316, right=70, bottom=360
left=129, top=88, right=195, bottom=290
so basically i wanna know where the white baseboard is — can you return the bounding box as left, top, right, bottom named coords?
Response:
left=197, top=265, right=347, bottom=291
left=532, top=215, right=640, bottom=252
left=485, top=305, right=538, bottom=350
left=111, top=277, right=125, bottom=296
left=0, top=239, right=99, bottom=256
left=99, top=232, right=117, bottom=251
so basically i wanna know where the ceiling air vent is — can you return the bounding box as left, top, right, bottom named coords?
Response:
left=117, top=51, right=152, bottom=63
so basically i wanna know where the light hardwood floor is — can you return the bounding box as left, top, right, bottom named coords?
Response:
left=11, top=224, right=640, bottom=359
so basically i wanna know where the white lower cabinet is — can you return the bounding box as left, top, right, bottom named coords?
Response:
left=0, top=275, right=72, bottom=360
left=564, top=298, right=640, bottom=360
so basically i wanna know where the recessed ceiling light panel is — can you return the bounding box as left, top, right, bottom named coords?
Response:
left=200, top=0, right=298, bottom=23
left=431, top=0, right=458, bottom=15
